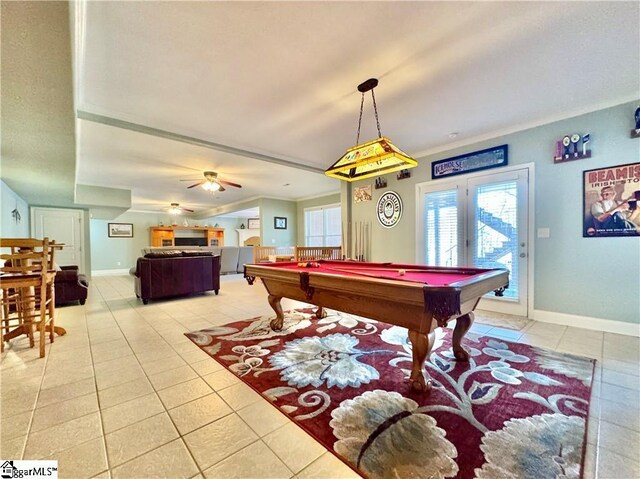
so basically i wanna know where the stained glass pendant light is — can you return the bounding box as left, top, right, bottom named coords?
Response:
left=325, top=78, right=417, bottom=182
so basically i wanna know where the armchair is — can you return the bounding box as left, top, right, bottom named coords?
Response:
left=54, top=266, right=89, bottom=306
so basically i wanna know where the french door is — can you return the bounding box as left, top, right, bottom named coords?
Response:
left=417, top=167, right=531, bottom=316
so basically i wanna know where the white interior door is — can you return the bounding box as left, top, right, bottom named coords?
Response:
left=31, top=207, right=84, bottom=272
left=417, top=166, right=531, bottom=317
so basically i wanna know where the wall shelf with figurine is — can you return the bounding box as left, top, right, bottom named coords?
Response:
left=554, top=133, right=591, bottom=164
left=554, top=151, right=592, bottom=164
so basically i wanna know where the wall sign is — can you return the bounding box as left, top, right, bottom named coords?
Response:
left=376, top=191, right=403, bottom=228
left=432, top=144, right=508, bottom=179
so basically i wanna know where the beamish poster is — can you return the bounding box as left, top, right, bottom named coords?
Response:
left=583, top=162, right=640, bottom=237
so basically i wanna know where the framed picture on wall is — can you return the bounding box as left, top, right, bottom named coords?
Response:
left=583, top=162, right=640, bottom=237
left=248, top=218, right=260, bottom=229
left=274, top=217, right=287, bottom=230
left=108, top=223, right=133, bottom=238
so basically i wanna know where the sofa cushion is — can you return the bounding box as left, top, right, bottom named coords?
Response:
left=182, top=251, right=214, bottom=257
left=144, top=251, right=183, bottom=259
left=220, top=247, right=240, bottom=274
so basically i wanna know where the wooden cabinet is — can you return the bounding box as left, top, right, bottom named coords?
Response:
left=149, top=226, right=225, bottom=247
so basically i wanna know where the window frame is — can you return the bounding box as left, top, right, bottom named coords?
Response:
left=303, top=203, right=342, bottom=247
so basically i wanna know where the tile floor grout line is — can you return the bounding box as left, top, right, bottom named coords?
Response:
left=94, top=277, right=215, bottom=477
left=86, top=280, right=115, bottom=477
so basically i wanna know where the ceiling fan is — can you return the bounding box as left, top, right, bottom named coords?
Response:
left=167, top=203, right=194, bottom=215
left=181, top=171, right=242, bottom=192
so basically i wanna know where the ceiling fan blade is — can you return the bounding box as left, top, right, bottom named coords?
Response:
left=218, top=185, right=226, bottom=192
left=187, top=181, right=205, bottom=189
left=218, top=179, right=242, bottom=188
left=182, top=207, right=195, bottom=213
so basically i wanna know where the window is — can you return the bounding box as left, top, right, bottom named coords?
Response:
left=424, top=189, right=459, bottom=266
left=304, top=204, right=341, bottom=246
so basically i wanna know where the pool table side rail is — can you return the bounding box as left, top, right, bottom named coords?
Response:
left=244, top=264, right=509, bottom=324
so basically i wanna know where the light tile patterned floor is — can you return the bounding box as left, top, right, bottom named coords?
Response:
left=1, top=274, right=639, bottom=479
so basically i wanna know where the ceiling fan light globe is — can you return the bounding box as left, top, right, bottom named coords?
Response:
left=202, top=182, right=220, bottom=192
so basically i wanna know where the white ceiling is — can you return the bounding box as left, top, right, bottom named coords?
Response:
left=3, top=2, right=639, bottom=217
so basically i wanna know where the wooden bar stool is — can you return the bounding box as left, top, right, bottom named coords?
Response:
left=1, top=237, right=59, bottom=357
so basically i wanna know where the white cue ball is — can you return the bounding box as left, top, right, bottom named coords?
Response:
left=398, top=269, right=406, bottom=276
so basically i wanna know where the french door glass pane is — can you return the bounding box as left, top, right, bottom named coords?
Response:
left=473, top=181, right=518, bottom=299
left=424, top=189, right=458, bottom=266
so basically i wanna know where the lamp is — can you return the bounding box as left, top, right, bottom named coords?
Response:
left=325, top=78, right=417, bottom=182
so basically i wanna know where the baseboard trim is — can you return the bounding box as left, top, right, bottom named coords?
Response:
left=92, top=269, right=130, bottom=276
left=533, top=309, right=640, bottom=337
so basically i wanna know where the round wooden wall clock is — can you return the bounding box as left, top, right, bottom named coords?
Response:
left=376, top=191, right=403, bottom=228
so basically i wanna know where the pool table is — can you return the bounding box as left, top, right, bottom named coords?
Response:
left=244, top=260, right=509, bottom=393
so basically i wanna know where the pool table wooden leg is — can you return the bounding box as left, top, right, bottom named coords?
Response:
left=407, top=329, right=436, bottom=393
left=314, top=306, right=326, bottom=319
left=268, top=294, right=285, bottom=330
left=452, top=311, right=475, bottom=361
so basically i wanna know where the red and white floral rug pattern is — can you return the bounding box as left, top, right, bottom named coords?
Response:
left=186, top=308, right=595, bottom=479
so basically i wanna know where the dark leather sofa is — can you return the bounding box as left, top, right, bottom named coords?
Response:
left=55, top=266, right=89, bottom=306
left=133, top=251, right=221, bottom=304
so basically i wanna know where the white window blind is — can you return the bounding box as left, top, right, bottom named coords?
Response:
left=424, top=189, right=458, bottom=266
left=304, top=205, right=341, bottom=246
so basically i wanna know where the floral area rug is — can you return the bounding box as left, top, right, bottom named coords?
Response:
left=185, top=309, right=595, bottom=479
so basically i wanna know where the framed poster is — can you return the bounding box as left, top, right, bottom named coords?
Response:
left=353, top=185, right=372, bottom=203
left=108, top=223, right=133, bottom=238
left=432, top=144, right=508, bottom=179
left=583, top=162, right=640, bottom=237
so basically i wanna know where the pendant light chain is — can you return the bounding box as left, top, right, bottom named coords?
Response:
left=371, top=89, right=382, bottom=138
left=356, top=87, right=382, bottom=144
left=356, top=92, right=365, bottom=145
left=325, top=77, right=418, bottom=181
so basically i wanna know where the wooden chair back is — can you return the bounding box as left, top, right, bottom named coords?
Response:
left=0, top=237, right=56, bottom=357
left=295, top=246, right=342, bottom=261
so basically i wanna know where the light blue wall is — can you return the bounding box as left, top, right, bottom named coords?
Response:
left=90, top=211, right=165, bottom=272
left=349, top=101, right=640, bottom=324
left=90, top=211, right=238, bottom=271
left=1, top=180, right=30, bottom=238
left=260, top=198, right=297, bottom=247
